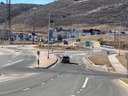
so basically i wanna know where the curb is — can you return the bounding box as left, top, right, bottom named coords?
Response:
left=86, top=57, right=96, bottom=66
left=36, top=55, right=59, bottom=69
left=85, top=56, right=109, bottom=72
left=118, top=79, right=128, bottom=88
left=46, top=56, right=59, bottom=69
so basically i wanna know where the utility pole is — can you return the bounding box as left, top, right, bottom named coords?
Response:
left=8, top=0, right=11, bottom=33
left=5, top=0, right=11, bottom=43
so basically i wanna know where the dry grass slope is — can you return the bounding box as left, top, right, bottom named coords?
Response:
left=1, top=0, right=128, bottom=33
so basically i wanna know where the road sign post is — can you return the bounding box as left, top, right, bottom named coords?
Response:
left=85, top=41, right=91, bottom=47
left=85, top=41, right=92, bottom=54
left=37, top=51, right=40, bottom=67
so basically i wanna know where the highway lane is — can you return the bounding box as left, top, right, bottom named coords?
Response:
left=0, top=49, right=128, bottom=96
left=0, top=52, right=88, bottom=96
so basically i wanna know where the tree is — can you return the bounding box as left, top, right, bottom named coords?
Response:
left=0, top=1, right=5, bottom=5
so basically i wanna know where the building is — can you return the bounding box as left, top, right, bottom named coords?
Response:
left=49, top=27, right=83, bottom=41
left=83, top=29, right=102, bottom=35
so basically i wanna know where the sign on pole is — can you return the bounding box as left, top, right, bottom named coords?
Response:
left=85, top=41, right=91, bottom=47
left=37, top=51, right=40, bottom=67
left=76, top=38, right=81, bottom=42
left=125, top=52, right=128, bottom=58
left=37, top=51, right=40, bottom=56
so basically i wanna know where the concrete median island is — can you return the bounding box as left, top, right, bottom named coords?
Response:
left=34, top=51, right=58, bottom=69
left=88, top=55, right=115, bottom=71
left=88, top=54, right=128, bottom=85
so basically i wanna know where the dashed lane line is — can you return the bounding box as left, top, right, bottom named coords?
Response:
left=82, top=77, right=89, bottom=88
left=23, top=88, right=30, bottom=91
left=41, top=82, right=46, bottom=85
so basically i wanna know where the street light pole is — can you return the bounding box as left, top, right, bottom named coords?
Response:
left=119, top=31, right=121, bottom=56
left=23, top=11, right=27, bottom=46
left=125, top=52, right=128, bottom=78
left=32, top=7, right=37, bottom=44
left=126, top=56, right=128, bottom=78
left=47, top=11, right=51, bottom=59
left=70, top=22, right=73, bottom=46
left=118, top=23, right=121, bottom=56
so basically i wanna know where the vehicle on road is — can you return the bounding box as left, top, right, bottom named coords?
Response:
left=63, top=40, right=68, bottom=45
left=61, top=56, right=70, bottom=63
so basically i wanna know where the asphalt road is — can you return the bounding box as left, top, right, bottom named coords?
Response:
left=0, top=46, right=128, bottom=96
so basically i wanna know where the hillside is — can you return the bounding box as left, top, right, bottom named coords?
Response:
left=0, top=0, right=128, bottom=33
left=0, top=4, right=37, bottom=23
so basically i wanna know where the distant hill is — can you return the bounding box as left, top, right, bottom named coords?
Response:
left=0, top=0, right=128, bottom=34
left=0, top=4, right=37, bottom=23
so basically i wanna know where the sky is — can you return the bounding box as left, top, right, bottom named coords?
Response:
left=1, top=0, right=55, bottom=4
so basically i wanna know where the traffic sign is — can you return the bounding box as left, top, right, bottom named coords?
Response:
left=37, top=51, right=40, bottom=56
left=85, top=41, right=91, bottom=47
left=76, top=38, right=81, bottom=42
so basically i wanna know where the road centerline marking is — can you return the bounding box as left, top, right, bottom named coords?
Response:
left=82, top=77, right=89, bottom=88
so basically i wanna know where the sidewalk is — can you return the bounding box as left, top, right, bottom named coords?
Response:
left=108, top=54, right=127, bottom=74
left=36, top=51, right=58, bottom=68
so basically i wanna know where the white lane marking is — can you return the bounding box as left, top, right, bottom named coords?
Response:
left=70, top=53, right=87, bottom=58
left=70, top=55, right=73, bottom=59
left=0, top=52, right=3, bottom=55
left=41, top=82, right=46, bottom=85
left=23, top=88, right=30, bottom=91
left=27, top=58, right=33, bottom=61
left=82, top=57, right=89, bottom=70
left=12, top=52, right=20, bottom=59
left=51, top=78, right=54, bottom=81
left=80, top=89, right=83, bottom=91
left=1, top=59, right=24, bottom=67
left=57, top=75, right=60, bottom=77
left=76, top=91, right=80, bottom=94
left=82, top=77, right=89, bottom=88
left=70, top=95, right=75, bottom=96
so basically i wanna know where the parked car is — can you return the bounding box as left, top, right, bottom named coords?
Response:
left=61, top=56, right=70, bottom=63
left=63, top=40, right=68, bottom=45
